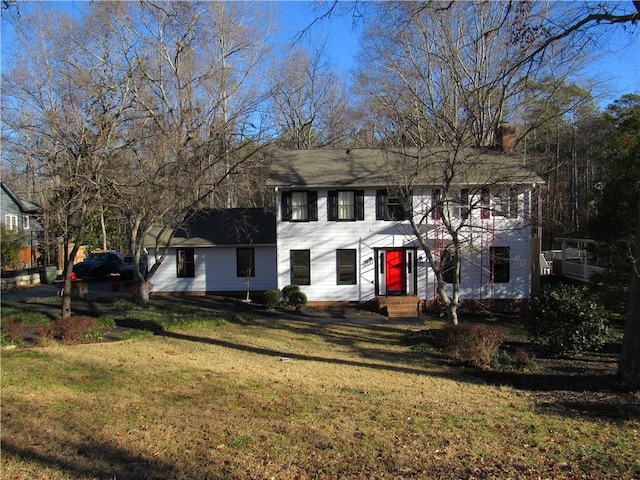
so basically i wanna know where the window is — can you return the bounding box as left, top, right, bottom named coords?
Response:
left=452, top=189, right=470, bottom=219
left=5, top=214, right=18, bottom=230
left=282, top=191, right=318, bottom=221
left=376, top=190, right=408, bottom=221
left=431, top=189, right=443, bottom=220
left=176, top=248, right=195, bottom=278
left=336, top=249, right=357, bottom=285
left=236, top=248, right=255, bottom=277
left=290, top=250, right=311, bottom=285
left=494, top=188, right=519, bottom=218
left=490, top=246, right=510, bottom=283
left=22, top=215, right=30, bottom=230
left=328, top=191, right=364, bottom=221
left=441, top=246, right=460, bottom=284
left=481, top=188, right=491, bottom=219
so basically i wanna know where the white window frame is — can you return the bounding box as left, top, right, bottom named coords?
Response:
left=5, top=214, right=18, bottom=230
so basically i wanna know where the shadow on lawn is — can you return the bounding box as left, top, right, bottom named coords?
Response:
left=1, top=407, right=246, bottom=480
left=111, top=296, right=640, bottom=423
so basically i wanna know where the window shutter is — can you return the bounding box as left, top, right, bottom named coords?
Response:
left=308, top=191, right=318, bottom=221
left=327, top=191, right=338, bottom=221
left=282, top=191, right=292, bottom=221
left=376, top=190, right=386, bottom=220
left=355, top=191, right=365, bottom=220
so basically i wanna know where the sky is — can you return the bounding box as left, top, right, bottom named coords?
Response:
left=277, top=1, right=640, bottom=109
left=1, top=1, right=639, bottom=109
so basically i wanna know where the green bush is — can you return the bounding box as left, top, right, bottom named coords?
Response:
left=287, top=290, right=308, bottom=311
left=262, top=290, right=282, bottom=309
left=528, top=284, right=611, bottom=354
left=438, top=323, right=506, bottom=368
left=281, top=284, right=300, bottom=300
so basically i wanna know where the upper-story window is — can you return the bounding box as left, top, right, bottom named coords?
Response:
left=328, top=190, right=364, bottom=221
left=4, top=214, right=18, bottom=230
left=494, top=188, right=519, bottom=218
left=481, top=188, right=518, bottom=219
left=22, top=215, right=30, bottom=230
left=432, top=189, right=469, bottom=220
left=376, top=190, right=409, bottom=221
left=282, top=191, right=318, bottom=222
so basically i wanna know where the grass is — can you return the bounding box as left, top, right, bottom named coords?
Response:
left=1, top=302, right=639, bottom=479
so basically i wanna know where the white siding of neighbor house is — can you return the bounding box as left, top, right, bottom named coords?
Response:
left=276, top=188, right=533, bottom=303
left=147, top=245, right=277, bottom=294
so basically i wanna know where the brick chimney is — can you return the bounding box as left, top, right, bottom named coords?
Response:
left=496, top=124, right=516, bottom=153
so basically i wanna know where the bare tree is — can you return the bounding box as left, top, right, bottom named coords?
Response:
left=99, top=1, right=275, bottom=302
left=2, top=4, right=133, bottom=318
left=266, top=45, right=353, bottom=148
left=352, top=2, right=572, bottom=323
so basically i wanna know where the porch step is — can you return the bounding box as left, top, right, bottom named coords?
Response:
left=377, top=296, right=421, bottom=318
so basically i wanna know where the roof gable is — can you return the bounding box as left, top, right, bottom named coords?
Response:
left=269, top=148, right=543, bottom=189
left=1, top=183, right=42, bottom=214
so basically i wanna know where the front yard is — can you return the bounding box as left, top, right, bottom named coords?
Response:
left=1, top=295, right=639, bottom=479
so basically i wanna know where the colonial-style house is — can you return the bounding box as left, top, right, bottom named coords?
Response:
left=146, top=147, right=543, bottom=315
left=269, top=148, right=543, bottom=313
left=0, top=182, right=42, bottom=268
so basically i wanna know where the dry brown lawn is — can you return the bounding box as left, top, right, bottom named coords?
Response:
left=2, top=304, right=639, bottom=479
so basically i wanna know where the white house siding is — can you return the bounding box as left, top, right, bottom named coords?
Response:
left=277, top=188, right=533, bottom=303
left=148, top=246, right=277, bottom=294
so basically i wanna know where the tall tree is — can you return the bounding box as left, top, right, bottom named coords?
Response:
left=266, top=45, right=353, bottom=148
left=100, top=1, right=274, bottom=302
left=353, top=1, right=577, bottom=323
left=2, top=3, right=133, bottom=318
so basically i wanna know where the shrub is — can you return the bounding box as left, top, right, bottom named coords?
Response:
left=288, top=291, right=308, bottom=311
left=1, top=316, right=26, bottom=345
left=262, top=290, right=282, bottom=309
left=528, top=284, right=611, bottom=354
left=281, top=284, right=300, bottom=301
left=281, top=285, right=307, bottom=311
left=438, top=323, right=506, bottom=368
left=47, top=316, right=100, bottom=344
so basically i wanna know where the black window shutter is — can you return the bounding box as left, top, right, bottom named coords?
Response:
left=327, top=191, right=338, bottom=221
left=308, top=191, right=318, bottom=221
left=282, top=191, right=292, bottom=221
left=355, top=191, right=365, bottom=220
left=376, top=190, right=386, bottom=220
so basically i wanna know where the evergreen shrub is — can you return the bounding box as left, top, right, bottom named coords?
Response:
left=528, top=283, right=611, bottom=353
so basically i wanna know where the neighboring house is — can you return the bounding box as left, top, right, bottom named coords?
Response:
left=146, top=209, right=277, bottom=295
left=269, top=148, right=544, bottom=310
left=0, top=182, right=42, bottom=268
left=556, top=237, right=605, bottom=282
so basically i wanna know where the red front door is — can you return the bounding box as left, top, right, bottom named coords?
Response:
left=386, top=250, right=405, bottom=295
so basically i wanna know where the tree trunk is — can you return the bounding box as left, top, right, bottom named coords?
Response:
left=61, top=243, right=81, bottom=320
left=137, top=279, right=151, bottom=304
left=619, top=207, right=640, bottom=389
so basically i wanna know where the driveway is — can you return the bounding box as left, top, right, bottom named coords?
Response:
left=1, top=277, right=128, bottom=302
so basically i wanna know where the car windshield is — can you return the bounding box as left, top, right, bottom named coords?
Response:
left=86, top=253, right=107, bottom=261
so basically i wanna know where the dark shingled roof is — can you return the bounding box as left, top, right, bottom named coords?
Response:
left=269, top=148, right=543, bottom=188
left=147, top=209, right=276, bottom=248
